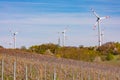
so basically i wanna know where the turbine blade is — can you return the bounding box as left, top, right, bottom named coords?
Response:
left=93, top=21, right=98, bottom=30
left=91, top=8, right=100, bottom=18
left=100, top=16, right=110, bottom=20
left=15, top=32, right=18, bottom=34
left=9, top=30, right=13, bottom=34
left=63, top=27, right=68, bottom=33
left=106, top=16, right=110, bottom=19
left=101, top=30, right=104, bottom=36
left=64, top=30, right=66, bottom=33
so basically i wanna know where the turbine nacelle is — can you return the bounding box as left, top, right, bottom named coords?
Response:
left=62, top=29, right=67, bottom=34
left=10, top=30, right=18, bottom=36
left=13, top=32, right=18, bottom=36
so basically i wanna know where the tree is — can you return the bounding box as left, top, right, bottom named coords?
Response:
left=21, top=46, right=27, bottom=51
left=29, top=43, right=59, bottom=54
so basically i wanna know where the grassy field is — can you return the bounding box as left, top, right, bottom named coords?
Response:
left=97, top=55, right=120, bottom=67
left=0, top=48, right=120, bottom=80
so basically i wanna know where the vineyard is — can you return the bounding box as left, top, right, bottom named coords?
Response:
left=0, top=49, right=120, bottom=80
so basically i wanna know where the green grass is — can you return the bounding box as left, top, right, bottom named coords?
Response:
left=101, top=55, right=120, bottom=67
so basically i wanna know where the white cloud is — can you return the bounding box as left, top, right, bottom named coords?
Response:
left=0, top=13, right=94, bottom=25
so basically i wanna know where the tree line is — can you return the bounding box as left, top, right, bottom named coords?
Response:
left=26, top=42, right=120, bottom=62
left=1, top=42, right=120, bottom=62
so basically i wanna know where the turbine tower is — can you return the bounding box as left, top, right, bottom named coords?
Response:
left=91, top=8, right=109, bottom=46
left=101, top=29, right=105, bottom=45
left=10, top=31, right=18, bottom=49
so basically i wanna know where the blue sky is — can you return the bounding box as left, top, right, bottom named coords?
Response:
left=0, top=0, right=120, bottom=48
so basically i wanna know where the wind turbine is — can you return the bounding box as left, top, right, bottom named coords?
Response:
left=10, top=31, right=18, bottom=49
left=57, top=32, right=61, bottom=46
left=62, top=28, right=67, bottom=47
left=91, top=8, right=109, bottom=46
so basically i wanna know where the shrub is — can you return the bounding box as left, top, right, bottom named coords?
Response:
left=106, top=53, right=114, bottom=61
left=29, top=43, right=59, bottom=54
left=0, top=45, right=4, bottom=48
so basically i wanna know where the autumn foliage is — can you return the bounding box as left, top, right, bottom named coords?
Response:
left=27, top=42, right=120, bottom=61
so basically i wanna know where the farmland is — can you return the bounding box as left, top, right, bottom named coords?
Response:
left=0, top=48, right=120, bottom=80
